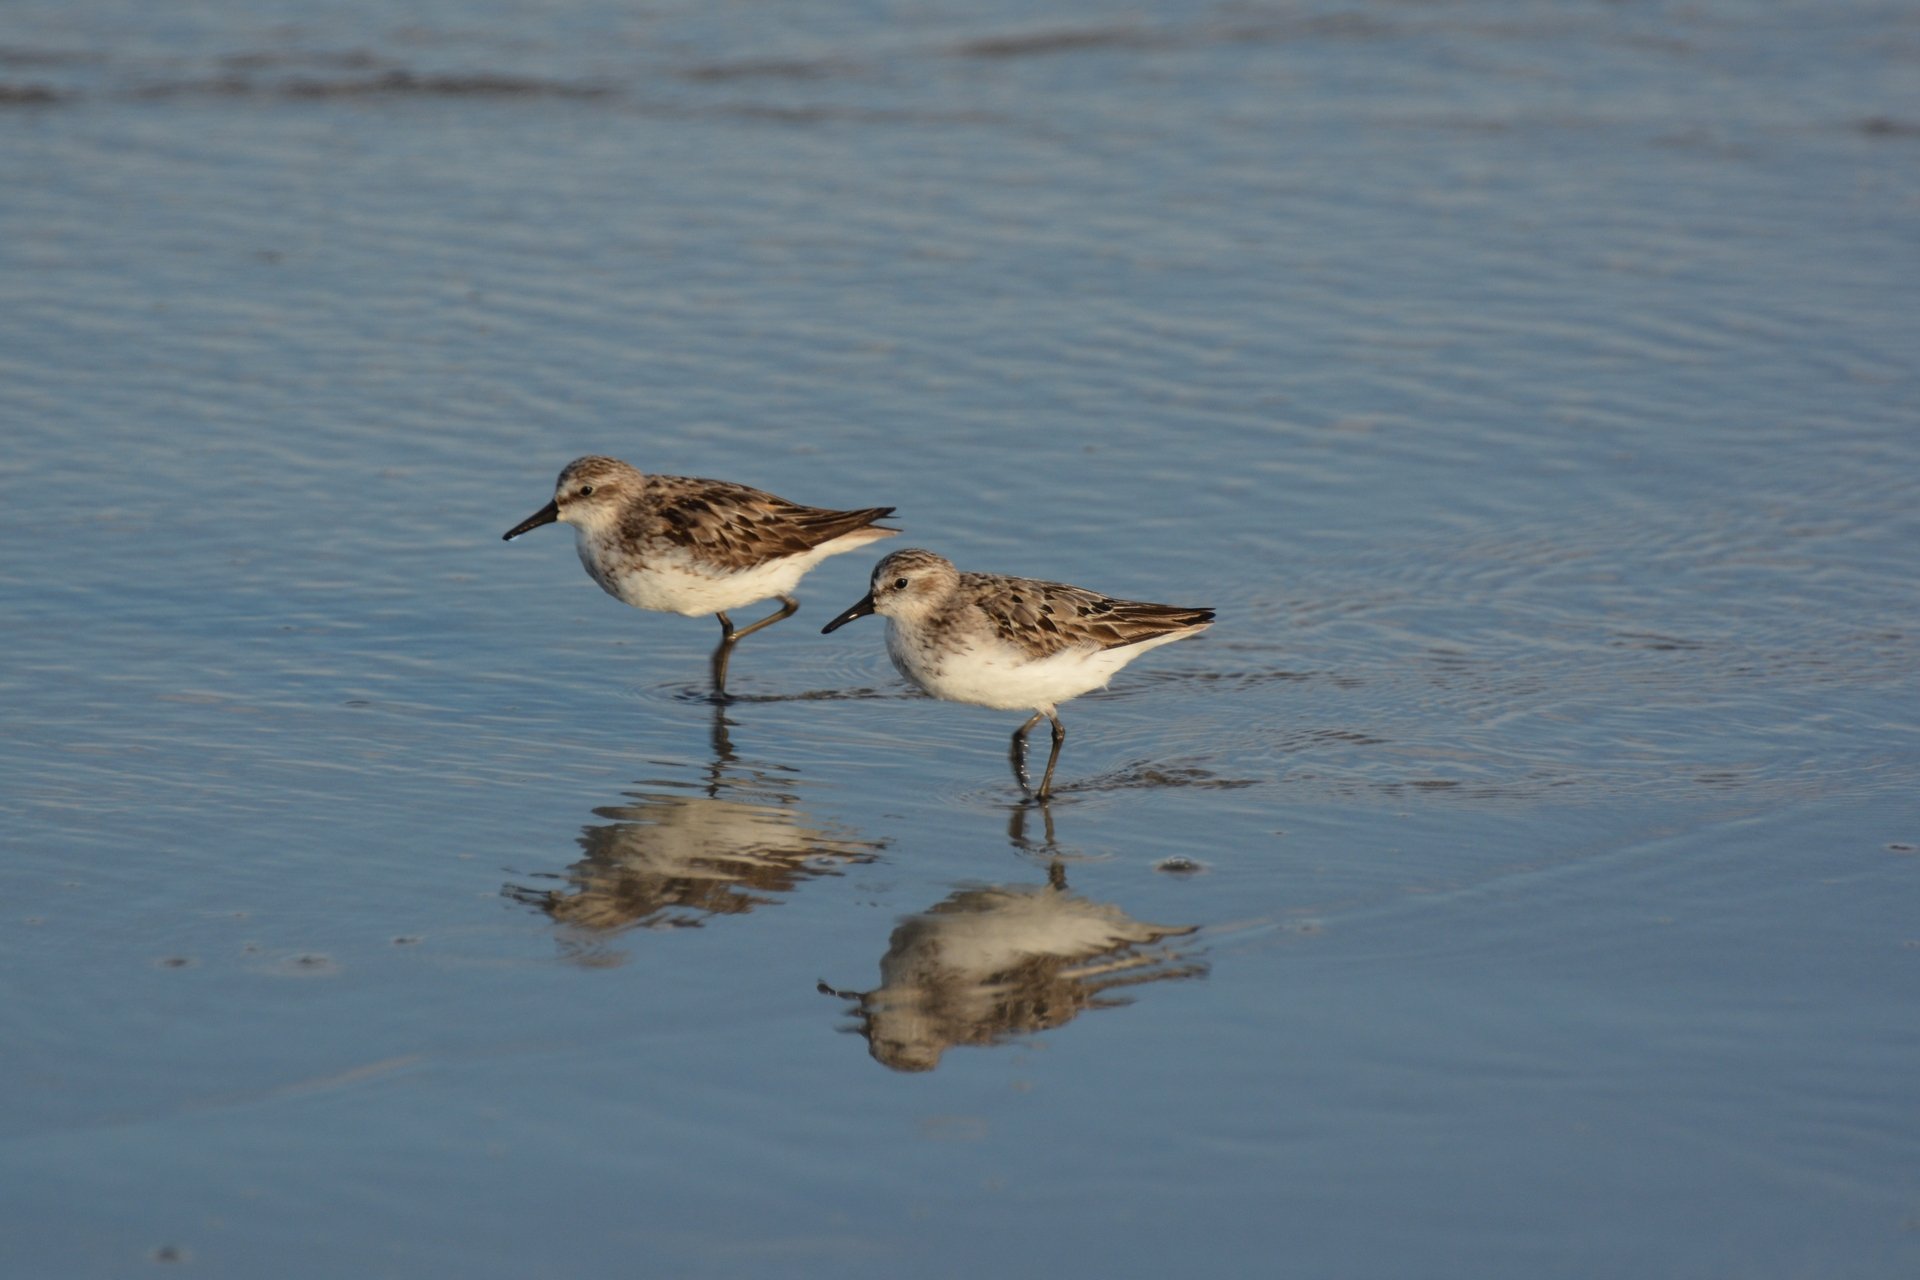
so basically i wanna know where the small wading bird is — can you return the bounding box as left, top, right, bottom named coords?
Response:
left=504, top=456, right=896, bottom=695
left=822, top=548, right=1214, bottom=798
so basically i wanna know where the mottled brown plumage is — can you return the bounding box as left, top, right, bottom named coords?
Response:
left=962, top=572, right=1217, bottom=660
left=559, top=456, right=895, bottom=574
left=820, top=547, right=1215, bottom=797
left=504, top=455, right=896, bottom=693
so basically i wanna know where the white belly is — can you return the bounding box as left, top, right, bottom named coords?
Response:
left=886, top=624, right=1185, bottom=713
left=597, top=552, right=817, bottom=616
left=575, top=525, right=891, bottom=617
left=578, top=534, right=840, bottom=617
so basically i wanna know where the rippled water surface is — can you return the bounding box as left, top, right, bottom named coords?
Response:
left=5, top=2, right=1919, bottom=1275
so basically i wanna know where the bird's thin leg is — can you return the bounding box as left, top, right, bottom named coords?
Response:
left=1035, top=713, right=1067, bottom=800
left=709, top=596, right=798, bottom=698
left=709, top=613, right=738, bottom=698
left=1009, top=712, right=1045, bottom=791
left=727, top=594, right=800, bottom=642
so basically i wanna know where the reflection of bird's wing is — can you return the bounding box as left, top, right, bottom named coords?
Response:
left=961, top=573, right=1215, bottom=659
left=531, top=794, right=881, bottom=932
left=917, top=886, right=1194, bottom=970
left=874, top=887, right=1192, bottom=993
left=587, top=796, right=833, bottom=874
left=628, top=475, right=894, bottom=570
left=860, top=887, right=1203, bottom=1073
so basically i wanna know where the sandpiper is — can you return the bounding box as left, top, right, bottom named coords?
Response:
left=504, top=456, right=896, bottom=693
left=821, top=548, right=1214, bottom=797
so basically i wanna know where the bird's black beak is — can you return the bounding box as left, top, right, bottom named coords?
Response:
left=503, top=500, right=560, bottom=541
left=821, top=593, right=876, bottom=634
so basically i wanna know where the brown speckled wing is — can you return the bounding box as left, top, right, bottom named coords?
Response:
left=962, top=573, right=1215, bottom=658
left=627, top=476, right=893, bottom=571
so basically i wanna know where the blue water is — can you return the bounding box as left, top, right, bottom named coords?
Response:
left=4, top=2, right=1918, bottom=1275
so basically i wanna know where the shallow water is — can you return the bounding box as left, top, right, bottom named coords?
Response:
left=4, top=1, right=1919, bottom=1275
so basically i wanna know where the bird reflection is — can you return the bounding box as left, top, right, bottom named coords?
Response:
left=505, top=704, right=883, bottom=962
left=824, top=863, right=1207, bottom=1072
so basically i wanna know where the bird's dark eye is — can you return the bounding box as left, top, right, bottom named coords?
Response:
left=893, top=577, right=909, bottom=590
left=577, top=484, right=594, bottom=497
